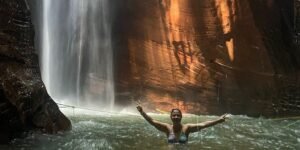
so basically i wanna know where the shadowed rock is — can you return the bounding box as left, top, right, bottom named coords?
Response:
left=0, top=0, right=71, bottom=144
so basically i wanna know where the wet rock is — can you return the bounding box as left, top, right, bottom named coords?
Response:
left=114, top=0, right=300, bottom=116
left=0, top=0, right=71, bottom=144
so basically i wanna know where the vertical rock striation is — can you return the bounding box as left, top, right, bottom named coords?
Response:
left=114, top=0, right=300, bottom=116
left=0, top=0, right=71, bottom=144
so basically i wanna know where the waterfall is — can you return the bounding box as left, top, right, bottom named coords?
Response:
left=38, top=0, right=114, bottom=109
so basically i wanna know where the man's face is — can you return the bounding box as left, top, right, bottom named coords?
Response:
left=171, top=110, right=182, bottom=123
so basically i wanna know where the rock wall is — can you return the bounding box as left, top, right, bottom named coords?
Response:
left=0, top=0, right=71, bottom=144
left=114, top=0, right=300, bottom=116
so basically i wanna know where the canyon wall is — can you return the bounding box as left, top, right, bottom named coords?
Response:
left=114, top=0, right=300, bottom=116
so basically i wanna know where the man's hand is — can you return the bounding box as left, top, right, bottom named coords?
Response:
left=136, top=105, right=143, bottom=113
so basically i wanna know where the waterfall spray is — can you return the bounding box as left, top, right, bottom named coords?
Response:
left=39, top=0, right=114, bottom=110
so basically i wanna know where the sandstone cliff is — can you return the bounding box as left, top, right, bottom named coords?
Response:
left=114, top=0, right=300, bottom=116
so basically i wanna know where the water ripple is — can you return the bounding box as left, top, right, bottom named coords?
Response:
left=8, top=115, right=300, bottom=150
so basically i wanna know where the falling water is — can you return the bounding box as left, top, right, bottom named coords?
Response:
left=38, top=0, right=114, bottom=109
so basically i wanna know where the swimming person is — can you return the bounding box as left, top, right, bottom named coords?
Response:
left=136, top=106, right=229, bottom=144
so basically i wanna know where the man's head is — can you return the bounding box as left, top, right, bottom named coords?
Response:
left=170, top=108, right=182, bottom=124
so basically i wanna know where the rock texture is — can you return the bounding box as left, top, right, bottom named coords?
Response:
left=114, top=0, right=300, bottom=116
left=0, top=0, right=71, bottom=144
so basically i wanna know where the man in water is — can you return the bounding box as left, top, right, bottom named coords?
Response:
left=137, top=106, right=229, bottom=144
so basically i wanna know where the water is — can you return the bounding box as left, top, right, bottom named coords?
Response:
left=33, top=0, right=114, bottom=109
left=6, top=111, right=300, bottom=150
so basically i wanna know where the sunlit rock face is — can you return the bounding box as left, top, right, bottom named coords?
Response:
left=0, top=0, right=71, bottom=143
left=114, top=0, right=300, bottom=116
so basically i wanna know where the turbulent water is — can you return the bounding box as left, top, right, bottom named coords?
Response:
left=32, top=0, right=114, bottom=109
left=5, top=110, right=300, bottom=150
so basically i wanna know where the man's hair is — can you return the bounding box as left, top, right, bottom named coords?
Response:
left=170, top=108, right=182, bottom=117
